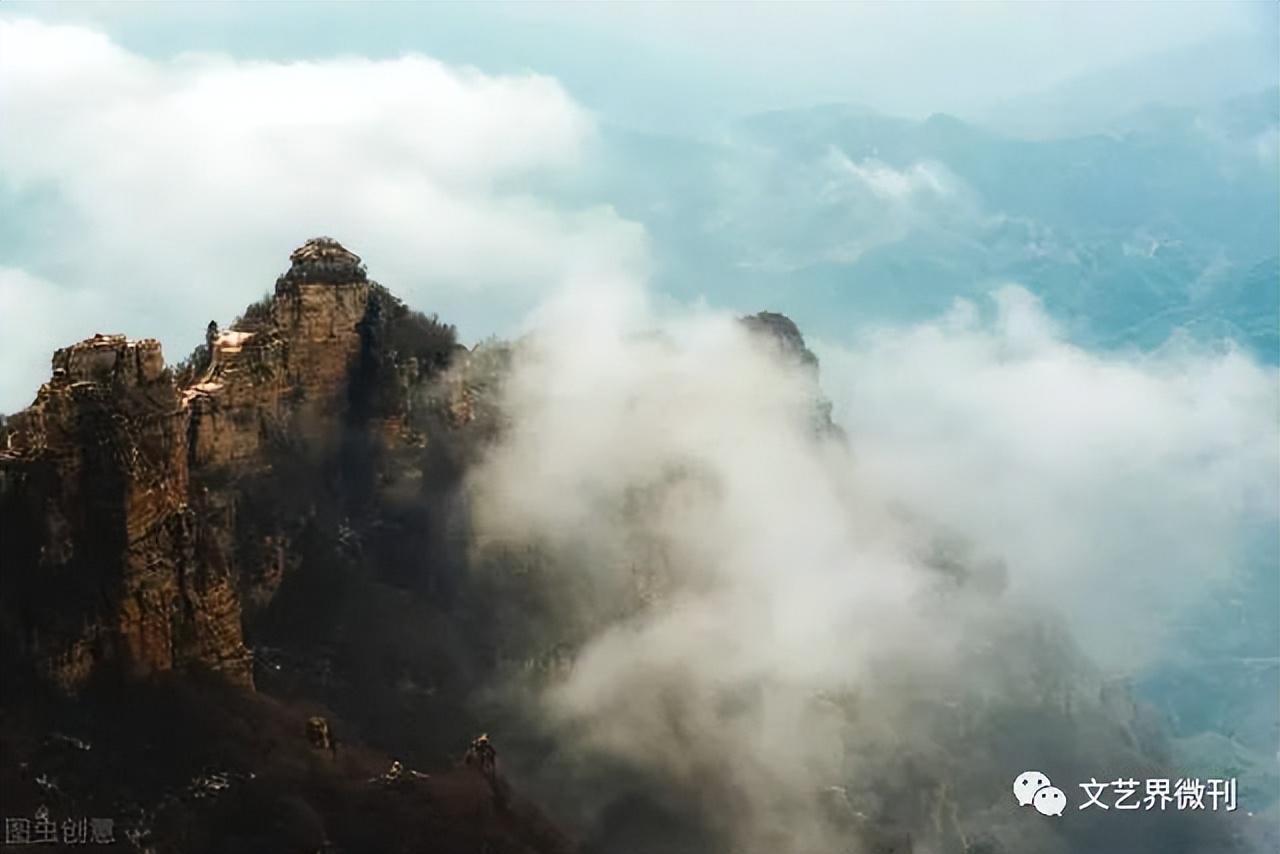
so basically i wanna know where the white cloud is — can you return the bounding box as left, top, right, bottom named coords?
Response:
left=817, top=286, right=1280, bottom=667
left=0, top=18, right=648, bottom=411
left=824, top=150, right=957, bottom=202
left=0, top=267, right=113, bottom=409
left=717, top=146, right=975, bottom=273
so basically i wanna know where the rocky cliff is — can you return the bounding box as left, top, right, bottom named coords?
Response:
left=0, top=333, right=250, bottom=690
left=0, top=238, right=577, bottom=853
left=0, top=238, right=460, bottom=694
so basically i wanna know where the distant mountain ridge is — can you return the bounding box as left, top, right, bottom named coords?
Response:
left=589, top=87, right=1278, bottom=362
left=980, top=36, right=1278, bottom=139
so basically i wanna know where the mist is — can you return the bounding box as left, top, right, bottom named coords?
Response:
left=461, top=277, right=1277, bottom=852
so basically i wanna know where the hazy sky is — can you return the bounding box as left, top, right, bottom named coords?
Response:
left=12, top=1, right=1277, bottom=132
left=0, top=2, right=1276, bottom=410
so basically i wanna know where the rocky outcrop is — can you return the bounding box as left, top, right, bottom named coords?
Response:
left=740, top=311, right=819, bottom=369
left=185, top=327, right=289, bottom=469
left=0, top=238, right=455, bottom=692
left=740, top=310, right=841, bottom=438
left=271, top=240, right=373, bottom=434
left=0, top=335, right=250, bottom=689
left=185, top=238, right=374, bottom=469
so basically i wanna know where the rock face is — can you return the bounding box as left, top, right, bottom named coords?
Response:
left=186, top=237, right=374, bottom=469
left=1, top=334, right=249, bottom=689
left=0, top=238, right=453, bottom=692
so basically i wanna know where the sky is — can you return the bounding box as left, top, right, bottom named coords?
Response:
left=1, top=2, right=1276, bottom=412
left=8, top=2, right=1277, bottom=131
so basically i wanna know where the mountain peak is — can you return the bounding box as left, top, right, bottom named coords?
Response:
left=277, top=236, right=367, bottom=287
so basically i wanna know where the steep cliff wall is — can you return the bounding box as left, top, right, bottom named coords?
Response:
left=0, top=334, right=249, bottom=689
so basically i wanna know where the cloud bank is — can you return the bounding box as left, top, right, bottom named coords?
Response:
left=819, top=287, right=1279, bottom=667
left=0, top=18, right=646, bottom=411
